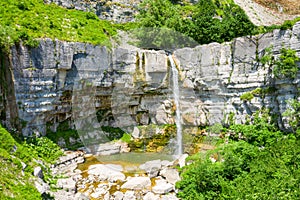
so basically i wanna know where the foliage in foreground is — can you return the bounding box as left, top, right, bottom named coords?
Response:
left=176, top=110, right=300, bottom=199
left=0, top=124, right=63, bottom=199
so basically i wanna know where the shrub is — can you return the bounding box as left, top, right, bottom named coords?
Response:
left=240, top=92, right=254, bottom=101
left=24, top=137, right=63, bottom=164
left=135, top=0, right=256, bottom=45
left=101, top=126, right=126, bottom=141
left=0, top=124, right=60, bottom=199
left=273, top=48, right=299, bottom=79
left=177, top=111, right=300, bottom=199
left=260, top=46, right=299, bottom=79
left=120, top=133, right=131, bottom=143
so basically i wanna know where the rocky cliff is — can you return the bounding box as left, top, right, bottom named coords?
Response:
left=1, top=22, right=300, bottom=137
left=44, top=0, right=141, bottom=23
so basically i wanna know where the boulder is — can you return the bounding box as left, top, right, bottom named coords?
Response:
left=178, top=154, right=188, bottom=168
left=74, top=192, right=89, bottom=200
left=88, top=164, right=125, bottom=182
left=113, top=191, right=124, bottom=200
left=90, top=183, right=109, bottom=198
left=94, top=143, right=121, bottom=156
left=132, top=126, right=140, bottom=138
left=75, top=156, right=85, bottom=164
left=160, top=168, right=180, bottom=184
left=34, top=178, right=50, bottom=194
left=33, top=166, right=43, bottom=179
left=139, top=159, right=162, bottom=178
left=143, top=192, right=160, bottom=200
left=161, top=160, right=173, bottom=167
left=161, top=193, right=179, bottom=200
left=124, top=190, right=136, bottom=200
left=58, top=137, right=66, bottom=147
left=56, top=177, right=76, bottom=192
left=121, top=177, right=151, bottom=190
left=103, top=192, right=110, bottom=200
left=90, top=192, right=101, bottom=199
left=152, top=179, right=174, bottom=194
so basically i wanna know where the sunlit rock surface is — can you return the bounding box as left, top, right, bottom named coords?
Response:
left=2, top=22, right=300, bottom=136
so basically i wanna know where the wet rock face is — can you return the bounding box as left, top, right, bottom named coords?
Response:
left=7, top=22, right=300, bottom=136
left=44, top=0, right=142, bottom=23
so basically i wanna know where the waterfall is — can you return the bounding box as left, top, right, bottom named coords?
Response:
left=168, top=54, right=183, bottom=155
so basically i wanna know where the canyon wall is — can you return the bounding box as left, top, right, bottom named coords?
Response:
left=1, top=22, right=300, bottom=136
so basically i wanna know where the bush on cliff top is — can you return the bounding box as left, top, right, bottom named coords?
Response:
left=136, top=0, right=256, bottom=45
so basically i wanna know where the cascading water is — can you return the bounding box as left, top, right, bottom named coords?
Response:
left=168, top=54, right=183, bottom=155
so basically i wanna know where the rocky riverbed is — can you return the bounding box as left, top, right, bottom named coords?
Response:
left=37, top=150, right=188, bottom=200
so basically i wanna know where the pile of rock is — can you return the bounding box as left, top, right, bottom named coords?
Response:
left=75, top=154, right=188, bottom=200
left=34, top=150, right=187, bottom=199
left=33, top=151, right=85, bottom=200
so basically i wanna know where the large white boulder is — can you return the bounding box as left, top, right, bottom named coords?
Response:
left=121, top=177, right=151, bottom=190
left=88, top=164, right=125, bottom=182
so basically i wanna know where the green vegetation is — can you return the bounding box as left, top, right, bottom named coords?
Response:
left=46, top=121, right=82, bottom=150
left=101, top=126, right=126, bottom=141
left=240, top=92, right=254, bottom=101
left=120, top=133, right=132, bottom=143
left=0, top=124, right=63, bottom=199
left=0, top=0, right=116, bottom=49
left=0, top=0, right=299, bottom=52
left=273, top=48, right=300, bottom=79
left=176, top=110, right=300, bottom=199
left=239, top=87, right=277, bottom=101
left=256, top=17, right=300, bottom=33
left=23, top=137, right=63, bottom=164
left=135, top=0, right=256, bottom=46
left=261, top=46, right=299, bottom=79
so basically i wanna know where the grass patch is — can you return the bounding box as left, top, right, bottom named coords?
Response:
left=0, top=124, right=64, bottom=199
left=0, top=0, right=117, bottom=49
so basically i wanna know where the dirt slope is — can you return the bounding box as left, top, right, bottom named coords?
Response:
left=234, top=0, right=300, bottom=26
left=254, top=0, right=300, bottom=15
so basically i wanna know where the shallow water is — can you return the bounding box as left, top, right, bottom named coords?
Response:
left=77, top=152, right=174, bottom=176
left=97, top=152, right=173, bottom=165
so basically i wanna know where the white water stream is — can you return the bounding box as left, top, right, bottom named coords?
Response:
left=168, top=54, right=183, bottom=155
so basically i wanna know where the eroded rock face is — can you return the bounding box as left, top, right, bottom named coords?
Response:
left=175, top=23, right=300, bottom=126
left=5, top=22, right=300, bottom=137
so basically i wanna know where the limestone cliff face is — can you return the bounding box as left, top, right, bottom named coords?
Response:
left=3, top=22, right=300, bottom=136
left=175, top=26, right=300, bottom=126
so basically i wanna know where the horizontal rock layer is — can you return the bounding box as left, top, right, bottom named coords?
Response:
left=2, top=22, right=300, bottom=137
